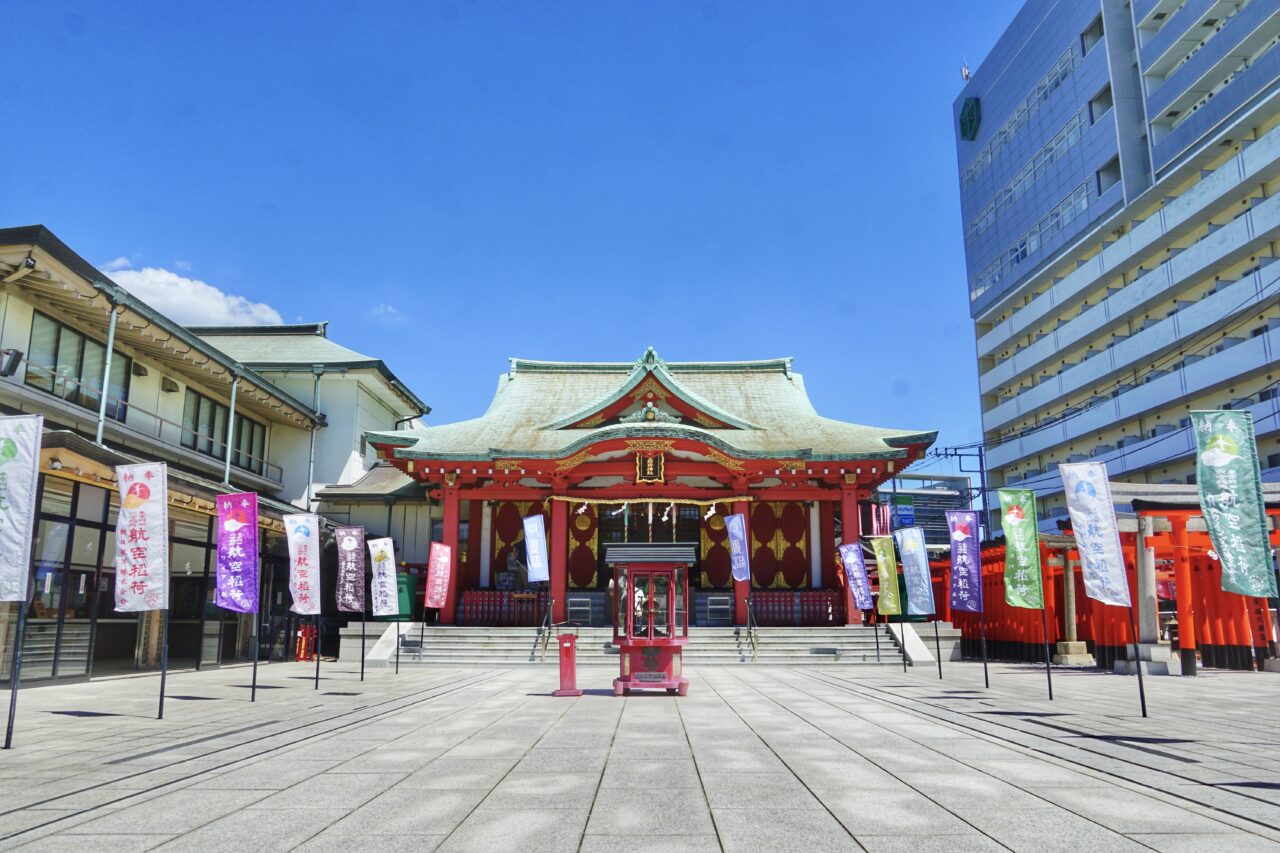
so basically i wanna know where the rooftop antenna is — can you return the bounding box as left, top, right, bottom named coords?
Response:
left=961, top=59, right=971, bottom=82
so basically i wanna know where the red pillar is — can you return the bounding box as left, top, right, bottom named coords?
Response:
left=550, top=496, right=568, bottom=623
left=440, top=484, right=461, bottom=624
left=819, top=500, right=837, bottom=588
left=840, top=487, right=863, bottom=625
left=1169, top=516, right=1197, bottom=661
left=733, top=498, right=751, bottom=625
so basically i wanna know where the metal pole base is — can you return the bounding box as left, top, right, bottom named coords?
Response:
left=1180, top=648, right=1197, bottom=676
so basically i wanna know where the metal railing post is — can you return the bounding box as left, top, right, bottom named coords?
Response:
left=94, top=299, right=119, bottom=444
left=223, top=372, right=239, bottom=484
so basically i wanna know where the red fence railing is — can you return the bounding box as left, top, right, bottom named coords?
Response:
left=750, top=590, right=845, bottom=626
left=459, top=590, right=548, bottom=627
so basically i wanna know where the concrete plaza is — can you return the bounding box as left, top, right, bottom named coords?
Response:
left=0, top=660, right=1277, bottom=851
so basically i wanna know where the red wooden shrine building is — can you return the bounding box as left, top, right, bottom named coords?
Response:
left=367, top=349, right=936, bottom=626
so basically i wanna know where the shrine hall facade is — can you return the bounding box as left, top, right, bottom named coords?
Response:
left=366, top=349, right=937, bottom=626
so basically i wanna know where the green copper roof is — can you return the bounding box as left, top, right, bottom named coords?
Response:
left=367, top=349, right=936, bottom=462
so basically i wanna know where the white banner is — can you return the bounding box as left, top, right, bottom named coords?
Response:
left=0, top=415, right=42, bottom=602
left=522, top=514, right=549, bottom=583
left=367, top=537, right=399, bottom=617
left=1060, top=462, right=1131, bottom=607
left=285, top=514, right=321, bottom=615
left=893, top=526, right=936, bottom=616
left=114, top=462, right=169, bottom=612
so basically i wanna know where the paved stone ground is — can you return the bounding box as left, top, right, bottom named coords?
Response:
left=0, top=659, right=1278, bottom=851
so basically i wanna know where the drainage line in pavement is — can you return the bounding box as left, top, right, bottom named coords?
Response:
left=0, top=669, right=508, bottom=840
left=106, top=721, right=280, bottom=764
left=702, top=669, right=1010, bottom=851
left=795, top=670, right=1280, bottom=835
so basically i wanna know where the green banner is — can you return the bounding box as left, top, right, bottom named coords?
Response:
left=998, top=488, right=1043, bottom=609
left=1192, top=410, right=1278, bottom=598
left=871, top=536, right=901, bottom=616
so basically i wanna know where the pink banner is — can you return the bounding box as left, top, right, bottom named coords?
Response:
left=424, top=542, right=452, bottom=610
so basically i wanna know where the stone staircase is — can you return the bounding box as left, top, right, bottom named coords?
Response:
left=344, top=623, right=907, bottom=667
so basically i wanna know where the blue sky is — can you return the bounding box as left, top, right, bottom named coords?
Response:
left=6, top=1, right=1020, bottom=474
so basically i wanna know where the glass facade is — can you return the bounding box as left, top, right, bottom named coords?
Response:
left=0, top=474, right=264, bottom=683
left=24, top=311, right=131, bottom=421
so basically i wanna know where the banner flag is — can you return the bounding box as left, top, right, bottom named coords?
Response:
left=0, top=415, right=42, bottom=603
left=870, top=536, right=901, bottom=616
left=114, top=463, right=169, bottom=612
left=946, top=510, right=983, bottom=613
left=285, top=514, right=321, bottom=615
left=998, top=489, right=1043, bottom=609
left=1060, top=462, right=1131, bottom=606
left=522, top=514, right=549, bottom=583
left=726, top=513, right=751, bottom=582
left=335, top=526, right=366, bottom=613
left=1192, top=410, right=1278, bottom=597
left=894, top=526, right=935, bottom=616
left=425, top=542, right=452, bottom=609
left=837, top=543, right=874, bottom=611
left=215, top=492, right=259, bottom=613
left=367, top=537, right=399, bottom=617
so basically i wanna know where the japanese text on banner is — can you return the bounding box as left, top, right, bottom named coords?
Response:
left=368, top=537, right=399, bottom=617
left=998, top=489, right=1043, bottom=609
left=0, top=415, right=42, bottom=603
left=285, top=514, right=321, bottom=615
left=114, top=463, right=169, bottom=612
left=838, top=543, right=874, bottom=611
left=894, top=526, right=935, bottom=616
left=1060, top=462, right=1131, bottom=606
left=215, top=492, right=259, bottom=613
left=946, top=510, right=983, bottom=613
left=335, top=526, right=367, bottom=613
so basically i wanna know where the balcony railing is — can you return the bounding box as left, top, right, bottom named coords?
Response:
left=13, top=361, right=284, bottom=485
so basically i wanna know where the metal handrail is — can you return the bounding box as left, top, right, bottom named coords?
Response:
left=537, top=597, right=555, bottom=662
left=746, top=594, right=760, bottom=663
left=16, top=360, right=284, bottom=483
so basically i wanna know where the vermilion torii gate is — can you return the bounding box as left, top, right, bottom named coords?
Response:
left=367, top=349, right=936, bottom=626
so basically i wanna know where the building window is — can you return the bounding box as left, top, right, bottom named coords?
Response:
left=24, top=312, right=130, bottom=421
left=181, top=388, right=267, bottom=475
left=1081, top=16, right=1104, bottom=55
left=1096, top=156, right=1122, bottom=194
left=1089, top=84, right=1113, bottom=124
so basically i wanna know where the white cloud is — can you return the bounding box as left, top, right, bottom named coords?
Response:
left=106, top=262, right=283, bottom=326
left=369, top=303, right=405, bottom=322
left=173, top=259, right=193, bottom=272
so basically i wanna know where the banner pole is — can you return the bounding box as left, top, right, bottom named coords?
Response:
left=1039, top=605, right=1053, bottom=701
left=360, top=610, right=366, bottom=683
left=872, top=612, right=881, bottom=663
left=395, top=620, right=401, bottom=675
left=313, top=614, right=320, bottom=690
left=158, top=610, right=170, bottom=720
left=1127, top=604, right=1149, bottom=718
left=979, top=607, right=990, bottom=689
left=900, top=622, right=908, bottom=673
left=250, top=615, right=260, bottom=703
left=933, top=619, right=943, bottom=679
left=4, top=593, right=31, bottom=749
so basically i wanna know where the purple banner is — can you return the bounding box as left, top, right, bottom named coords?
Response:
left=726, top=513, right=750, bottom=583
left=946, top=510, right=982, bottom=613
left=335, top=526, right=366, bottom=613
left=838, top=543, right=874, bottom=610
left=215, top=492, right=259, bottom=613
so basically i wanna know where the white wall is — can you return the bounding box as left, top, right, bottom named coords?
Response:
left=318, top=501, right=437, bottom=563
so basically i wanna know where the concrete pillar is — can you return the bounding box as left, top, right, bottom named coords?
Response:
left=808, top=502, right=821, bottom=589
left=478, top=502, right=493, bottom=589
left=1136, top=514, right=1159, bottom=644
left=1053, top=553, right=1094, bottom=666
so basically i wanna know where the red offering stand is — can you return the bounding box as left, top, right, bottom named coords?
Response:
left=607, top=543, right=693, bottom=696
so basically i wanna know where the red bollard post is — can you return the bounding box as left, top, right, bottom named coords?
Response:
left=553, top=632, right=583, bottom=697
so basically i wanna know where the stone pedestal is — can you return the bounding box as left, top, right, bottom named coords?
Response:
left=1052, top=640, right=1095, bottom=666
left=1113, top=642, right=1182, bottom=676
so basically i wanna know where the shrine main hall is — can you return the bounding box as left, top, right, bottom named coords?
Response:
left=366, top=349, right=936, bottom=627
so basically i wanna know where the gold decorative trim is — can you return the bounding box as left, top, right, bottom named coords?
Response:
left=574, top=413, right=606, bottom=428
left=777, top=460, right=806, bottom=472
left=625, top=439, right=675, bottom=453
left=706, top=448, right=745, bottom=471
left=630, top=376, right=670, bottom=401
left=493, top=459, right=523, bottom=472
left=691, top=412, right=722, bottom=428
left=443, top=472, right=458, bottom=486
left=554, top=449, right=594, bottom=471
left=843, top=473, right=858, bottom=484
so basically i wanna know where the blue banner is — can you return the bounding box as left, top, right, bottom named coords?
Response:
left=726, top=513, right=750, bottom=582
left=838, top=543, right=874, bottom=610
left=523, top=513, right=549, bottom=583
left=946, top=510, right=983, bottom=613
left=894, top=526, right=935, bottom=616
